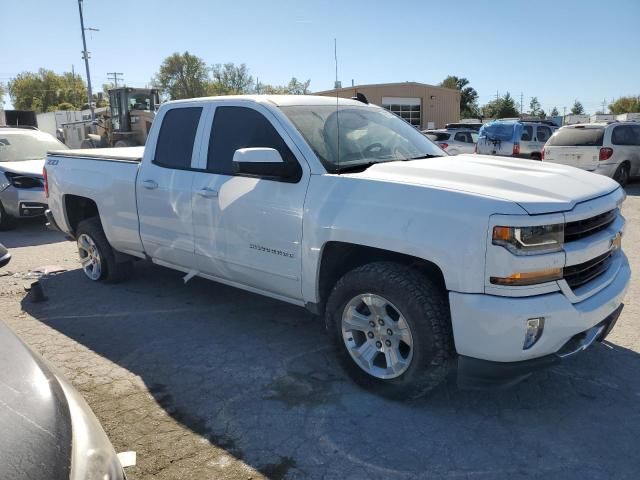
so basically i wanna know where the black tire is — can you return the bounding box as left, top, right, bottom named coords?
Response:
left=325, top=262, right=454, bottom=400
left=613, top=163, right=630, bottom=187
left=0, top=202, right=16, bottom=231
left=76, top=217, right=133, bottom=283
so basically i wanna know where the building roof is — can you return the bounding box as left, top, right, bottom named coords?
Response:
left=313, top=81, right=460, bottom=95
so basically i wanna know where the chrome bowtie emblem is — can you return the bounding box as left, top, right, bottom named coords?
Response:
left=611, top=232, right=622, bottom=251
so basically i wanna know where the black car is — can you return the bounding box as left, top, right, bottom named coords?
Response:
left=0, top=243, right=9, bottom=268
left=0, top=320, right=125, bottom=479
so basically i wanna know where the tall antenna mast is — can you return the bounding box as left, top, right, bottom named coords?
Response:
left=334, top=38, right=340, bottom=170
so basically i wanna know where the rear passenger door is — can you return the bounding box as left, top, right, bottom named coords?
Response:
left=190, top=103, right=309, bottom=301
left=612, top=125, right=640, bottom=176
left=137, top=104, right=206, bottom=269
left=535, top=125, right=553, bottom=155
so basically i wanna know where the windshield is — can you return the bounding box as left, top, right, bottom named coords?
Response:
left=128, top=92, right=153, bottom=111
left=0, top=131, right=67, bottom=162
left=547, top=127, right=605, bottom=146
left=280, top=105, right=446, bottom=172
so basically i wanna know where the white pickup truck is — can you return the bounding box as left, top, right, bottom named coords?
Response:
left=45, top=95, right=630, bottom=397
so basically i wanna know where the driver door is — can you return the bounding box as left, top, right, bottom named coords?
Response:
left=191, top=103, right=309, bottom=301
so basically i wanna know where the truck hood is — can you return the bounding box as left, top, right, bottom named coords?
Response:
left=351, top=154, right=619, bottom=214
left=0, top=159, right=45, bottom=177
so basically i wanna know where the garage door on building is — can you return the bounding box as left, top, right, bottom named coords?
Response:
left=382, top=97, right=421, bottom=128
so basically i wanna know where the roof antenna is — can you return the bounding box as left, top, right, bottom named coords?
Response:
left=334, top=38, right=340, bottom=172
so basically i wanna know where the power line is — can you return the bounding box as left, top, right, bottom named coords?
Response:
left=107, top=72, right=124, bottom=88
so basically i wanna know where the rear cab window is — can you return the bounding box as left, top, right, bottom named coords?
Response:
left=547, top=127, right=604, bottom=146
left=153, top=107, right=203, bottom=169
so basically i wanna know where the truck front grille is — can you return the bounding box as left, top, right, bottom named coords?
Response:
left=563, top=251, right=612, bottom=289
left=564, top=210, right=616, bottom=242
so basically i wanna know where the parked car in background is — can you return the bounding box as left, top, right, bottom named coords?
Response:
left=423, top=128, right=478, bottom=155
left=45, top=95, right=629, bottom=397
left=543, top=122, right=640, bottom=186
left=0, top=127, right=68, bottom=229
left=476, top=119, right=556, bottom=160
left=0, top=243, right=10, bottom=268
left=0, top=320, right=126, bottom=480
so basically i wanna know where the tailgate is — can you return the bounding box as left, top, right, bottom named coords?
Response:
left=544, top=146, right=599, bottom=171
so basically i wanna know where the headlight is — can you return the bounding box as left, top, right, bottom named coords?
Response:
left=492, top=224, right=564, bottom=255
left=57, top=376, right=125, bottom=480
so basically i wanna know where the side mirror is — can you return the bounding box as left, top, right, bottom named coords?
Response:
left=232, top=148, right=299, bottom=181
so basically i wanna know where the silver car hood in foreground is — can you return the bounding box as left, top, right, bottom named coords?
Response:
left=0, top=320, right=72, bottom=480
left=0, top=159, right=46, bottom=177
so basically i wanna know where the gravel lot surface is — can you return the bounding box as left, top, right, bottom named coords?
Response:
left=1, top=184, right=639, bottom=480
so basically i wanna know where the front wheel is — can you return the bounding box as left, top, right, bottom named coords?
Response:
left=325, top=262, right=454, bottom=399
left=0, top=202, right=15, bottom=231
left=613, top=163, right=630, bottom=187
left=76, top=218, right=133, bottom=283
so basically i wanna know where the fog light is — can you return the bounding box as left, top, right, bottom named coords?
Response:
left=523, top=317, right=545, bottom=350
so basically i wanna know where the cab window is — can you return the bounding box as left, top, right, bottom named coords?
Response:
left=153, top=107, right=202, bottom=169
left=207, top=106, right=301, bottom=179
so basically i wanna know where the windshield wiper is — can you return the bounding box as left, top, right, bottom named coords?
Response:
left=333, top=161, right=379, bottom=174
left=402, top=154, right=443, bottom=161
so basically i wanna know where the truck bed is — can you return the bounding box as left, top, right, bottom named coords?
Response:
left=48, top=146, right=144, bottom=163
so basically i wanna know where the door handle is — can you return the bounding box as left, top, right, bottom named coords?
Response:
left=142, top=179, right=158, bottom=190
left=197, top=187, right=218, bottom=198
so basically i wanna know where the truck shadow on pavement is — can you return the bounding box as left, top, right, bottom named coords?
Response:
left=0, top=218, right=66, bottom=248
left=20, top=262, right=640, bottom=480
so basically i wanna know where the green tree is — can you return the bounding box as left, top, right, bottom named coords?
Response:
left=528, top=96, right=542, bottom=116
left=210, top=63, right=254, bottom=94
left=609, top=96, right=640, bottom=114
left=550, top=106, right=559, bottom=116
left=439, top=75, right=479, bottom=118
left=481, top=92, right=519, bottom=119
left=258, top=77, right=311, bottom=95
left=53, top=102, right=75, bottom=111
left=0, top=83, right=5, bottom=106
left=571, top=100, right=585, bottom=115
left=8, top=69, right=87, bottom=112
left=153, top=52, right=210, bottom=100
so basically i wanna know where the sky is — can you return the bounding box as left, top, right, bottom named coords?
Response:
left=2, top=0, right=639, bottom=114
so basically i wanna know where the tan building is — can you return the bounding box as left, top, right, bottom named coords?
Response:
left=314, top=81, right=461, bottom=129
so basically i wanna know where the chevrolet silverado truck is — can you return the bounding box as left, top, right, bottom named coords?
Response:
left=44, top=95, right=630, bottom=397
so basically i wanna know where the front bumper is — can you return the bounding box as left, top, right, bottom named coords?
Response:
left=450, top=251, right=629, bottom=363
left=457, top=304, right=623, bottom=389
left=0, top=185, right=47, bottom=217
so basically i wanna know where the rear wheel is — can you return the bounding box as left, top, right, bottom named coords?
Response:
left=325, top=262, right=453, bottom=399
left=613, top=163, right=630, bottom=187
left=76, top=218, right=133, bottom=283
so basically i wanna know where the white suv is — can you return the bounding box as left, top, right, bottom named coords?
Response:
left=422, top=128, right=478, bottom=155
left=543, top=122, right=640, bottom=185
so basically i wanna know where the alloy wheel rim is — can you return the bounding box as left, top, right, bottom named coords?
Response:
left=77, top=234, right=102, bottom=280
left=341, top=293, right=414, bottom=379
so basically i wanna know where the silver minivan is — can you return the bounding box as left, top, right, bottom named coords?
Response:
left=543, top=121, right=640, bottom=185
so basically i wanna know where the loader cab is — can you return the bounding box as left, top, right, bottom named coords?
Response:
left=108, top=87, right=160, bottom=146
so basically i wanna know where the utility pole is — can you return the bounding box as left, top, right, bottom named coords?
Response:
left=71, top=64, right=77, bottom=107
left=601, top=98, right=607, bottom=114
left=107, top=72, right=124, bottom=88
left=496, top=89, right=499, bottom=102
left=520, top=92, right=524, bottom=115
left=77, top=0, right=97, bottom=121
